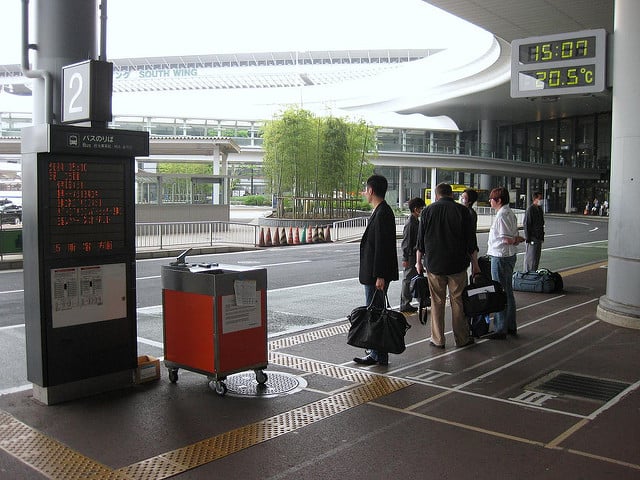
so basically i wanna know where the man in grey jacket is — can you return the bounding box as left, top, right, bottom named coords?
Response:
left=400, top=197, right=425, bottom=312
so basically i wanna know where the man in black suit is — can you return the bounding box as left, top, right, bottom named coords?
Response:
left=354, top=174, right=399, bottom=366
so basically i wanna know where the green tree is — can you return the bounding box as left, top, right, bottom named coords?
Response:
left=261, top=107, right=376, bottom=218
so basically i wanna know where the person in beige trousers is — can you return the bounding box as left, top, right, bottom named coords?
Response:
left=416, top=183, right=477, bottom=348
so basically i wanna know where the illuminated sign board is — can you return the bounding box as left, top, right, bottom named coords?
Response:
left=511, top=29, right=607, bottom=98
left=44, top=157, right=130, bottom=258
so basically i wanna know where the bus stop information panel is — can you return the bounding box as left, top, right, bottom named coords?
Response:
left=22, top=124, right=148, bottom=403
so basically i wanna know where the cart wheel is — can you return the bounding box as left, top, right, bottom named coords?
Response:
left=255, top=370, right=268, bottom=385
left=214, top=381, right=227, bottom=396
left=168, top=368, right=179, bottom=383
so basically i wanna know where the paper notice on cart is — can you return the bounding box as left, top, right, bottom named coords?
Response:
left=221, top=293, right=262, bottom=334
left=233, top=280, right=257, bottom=306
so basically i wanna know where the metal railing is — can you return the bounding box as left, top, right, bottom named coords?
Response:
left=331, top=217, right=370, bottom=242
left=136, top=221, right=259, bottom=249
left=330, top=209, right=525, bottom=242
left=134, top=209, right=525, bottom=250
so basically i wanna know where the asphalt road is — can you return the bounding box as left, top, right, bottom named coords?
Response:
left=0, top=215, right=608, bottom=393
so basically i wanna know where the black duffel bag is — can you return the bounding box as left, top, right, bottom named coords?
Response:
left=347, top=291, right=411, bottom=354
left=462, top=276, right=507, bottom=316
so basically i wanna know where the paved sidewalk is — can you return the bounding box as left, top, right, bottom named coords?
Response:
left=0, top=259, right=638, bottom=479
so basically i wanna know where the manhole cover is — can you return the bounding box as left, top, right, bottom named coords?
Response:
left=527, top=371, right=630, bottom=402
left=210, top=371, right=307, bottom=398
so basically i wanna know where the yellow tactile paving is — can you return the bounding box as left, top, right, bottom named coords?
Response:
left=0, top=411, right=124, bottom=480
left=115, top=375, right=410, bottom=479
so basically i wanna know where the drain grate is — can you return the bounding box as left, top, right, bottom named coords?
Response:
left=528, top=371, right=630, bottom=402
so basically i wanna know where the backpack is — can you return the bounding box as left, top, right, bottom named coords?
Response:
left=410, top=274, right=431, bottom=325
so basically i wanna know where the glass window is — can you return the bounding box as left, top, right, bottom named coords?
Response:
left=558, top=119, right=574, bottom=167
left=597, top=113, right=611, bottom=169
left=542, top=120, right=558, bottom=164
left=575, top=116, right=595, bottom=168
left=527, top=124, right=541, bottom=163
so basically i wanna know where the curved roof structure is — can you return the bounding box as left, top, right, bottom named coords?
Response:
left=0, top=0, right=613, bottom=132
left=0, top=0, right=501, bottom=133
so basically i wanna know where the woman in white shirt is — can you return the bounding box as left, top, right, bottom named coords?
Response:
left=487, top=187, right=524, bottom=339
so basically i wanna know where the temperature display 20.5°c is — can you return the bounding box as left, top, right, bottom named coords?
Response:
left=518, top=64, right=596, bottom=91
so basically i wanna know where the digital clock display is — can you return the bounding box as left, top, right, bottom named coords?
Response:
left=511, top=29, right=607, bottom=98
left=518, top=64, right=596, bottom=91
left=519, top=36, right=596, bottom=64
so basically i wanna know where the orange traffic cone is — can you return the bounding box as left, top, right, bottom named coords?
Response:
left=318, top=226, right=325, bottom=242
left=294, top=227, right=301, bottom=245
left=259, top=228, right=266, bottom=247
left=287, top=227, right=294, bottom=244
left=307, top=226, right=313, bottom=243
left=265, top=228, right=272, bottom=247
left=324, top=225, right=332, bottom=242
left=280, top=227, right=288, bottom=245
left=273, top=227, right=281, bottom=246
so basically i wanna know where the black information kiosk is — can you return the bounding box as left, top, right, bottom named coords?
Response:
left=22, top=124, right=148, bottom=404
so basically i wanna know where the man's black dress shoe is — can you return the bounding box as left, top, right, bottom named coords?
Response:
left=353, top=355, right=378, bottom=365
left=400, top=305, right=418, bottom=313
left=429, top=340, right=445, bottom=349
left=508, top=330, right=518, bottom=337
left=488, top=332, right=507, bottom=339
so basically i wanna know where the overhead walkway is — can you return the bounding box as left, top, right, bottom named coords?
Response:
left=0, top=257, right=638, bottom=479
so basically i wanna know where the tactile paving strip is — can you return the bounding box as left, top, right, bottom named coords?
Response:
left=117, top=375, right=411, bottom=479
left=0, top=322, right=411, bottom=480
left=0, top=411, right=123, bottom=480
left=268, top=324, right=349, bottom=350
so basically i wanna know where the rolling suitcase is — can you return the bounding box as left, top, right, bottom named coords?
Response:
left=512, top=268, right=563, bottom=293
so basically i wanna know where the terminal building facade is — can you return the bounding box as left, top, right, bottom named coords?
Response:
left=1, top=43, right=610, bottom=219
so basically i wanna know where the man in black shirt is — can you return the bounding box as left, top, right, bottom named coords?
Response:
left=523, top=191, right=545, bottom=271
left=416, top=183, right=475, bottom=348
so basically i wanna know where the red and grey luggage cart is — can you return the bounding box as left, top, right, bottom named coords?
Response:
left=161, top=251, right=268, bottom=395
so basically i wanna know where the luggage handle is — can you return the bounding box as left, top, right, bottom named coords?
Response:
left=367, top=289, right=393, bottom=311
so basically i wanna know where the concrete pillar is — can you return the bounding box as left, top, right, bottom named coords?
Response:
left=398, top=168, right=405, bottom=208
left=213, top=145, right=220, bottom=205
left=33, top=0, right=98, bottom=124
left=480, top=119, right=496, bottom=157
left=479, top=119, right=495, bottom=188
left=565, top=177, right=573, bottom=213
left=430, top=167, right=437, bottom=203
left=597, top=0, right=640, bottom=328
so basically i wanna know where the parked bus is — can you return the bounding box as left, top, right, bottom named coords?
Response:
left=424, top=184, right=489, bottom=206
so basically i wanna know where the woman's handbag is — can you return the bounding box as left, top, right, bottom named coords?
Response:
left=347, top=291, right=411, bottom=354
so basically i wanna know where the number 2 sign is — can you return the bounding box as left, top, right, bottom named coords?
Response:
left=61, top=60, right=113, bottom=124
